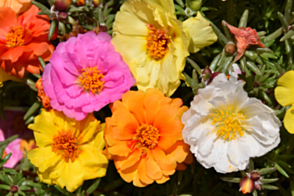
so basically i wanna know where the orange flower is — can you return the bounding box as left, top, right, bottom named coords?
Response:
left=104, top=89, right=192, bottom=187
left=0, top=5, right=55, bottom=78
left=35, top=78, right=51, bottom=110
left=0, top=0, right=32, bottom=14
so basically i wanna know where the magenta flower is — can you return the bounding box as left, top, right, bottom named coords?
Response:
left=42, top=32, right=136, bottom=120
left=0, top=130, right=22, bottom=168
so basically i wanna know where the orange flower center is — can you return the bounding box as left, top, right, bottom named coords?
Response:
left=130, top=124, right=160, bottom=153
left=5, top=26, right=25, bottom=47
left=146, top=24, right=169, bottom=60
left=77, top=67, right=105, bottom=94
left=51, top=130, right=83, bottom=162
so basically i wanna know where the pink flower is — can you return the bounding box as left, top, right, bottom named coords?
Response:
left=0, top=130, right=22, bottom=168
left=0, top=110, right=34, bottom=168
left=43, top=31, right=136, bottom=120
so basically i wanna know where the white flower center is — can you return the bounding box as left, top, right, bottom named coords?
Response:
left=211, top=105, right=246, bottom=140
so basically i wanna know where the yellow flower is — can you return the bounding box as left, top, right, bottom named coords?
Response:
left=112, top=0, right=189, bottom=97
left=0, top=0, right=33, bottom=14
left=27, top=109, right=108, bottom=192
left=0, top=67, right=21, bottom=87
left=275, top=70, right=294, bottom=134
left=183, top=13, right=217, bottom=53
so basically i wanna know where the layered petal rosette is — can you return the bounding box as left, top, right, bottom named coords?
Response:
left=112, top=0, right=189, bottom=97
left=27, top=109, right=108, bottom=192
left=182, top=74, right=281, bottom=173
left=104, top=89, right=192, bottom=187
left=42, top=31, right=136, bottom=120
left=0, top=5, right=54, bottom=78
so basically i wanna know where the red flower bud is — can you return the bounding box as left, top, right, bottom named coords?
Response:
left=54, top=0, right=72, bottom=11
left=239, top=177, right=255, bottom=194
left=10, top=186, right=18, bottom=193
left=250, top=172, right=260, bottom=181
left=224, top=42, right=236, bottom=55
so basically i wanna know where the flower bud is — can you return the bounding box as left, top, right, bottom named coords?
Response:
left=93, top=0, right=100, bottom=7
left=207, top=72, right=219, bottom=84
left=250, top=172, right=260, bottom=181
left=10, top=186, right=18, bottom=193
left=74, top=0, right=85, bottom=7
left=239, top=177, right=255, bottom=194
left=57, top=12, right=68, bottom=20
left=54, top=0, right=72, bottom=12
left=190, top=0, right=202, bottom=11
left=201, top=66, right=212, bottom=82
left=224, top=42, right=236, bottom=55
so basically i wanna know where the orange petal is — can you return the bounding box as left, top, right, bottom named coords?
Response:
left=138, top=158, right=154, bottom=185
left=156, top=175, right=170, bottom=184
left=119, top=160, right=140, bottom=183
left=144, top=89, right=170, bottom=124
left=1, top=46, right=24, bottom=63
left=120, top=150, right=141, bottom=170
left=152, top=148, right=176, bottom=172
left=121, top=90, right=146, bottom=125
left=110, top=109, right=139, bottom=140
left=0, top=7, right=17, bottom=34
left=146, top=153, right=163, bottom=180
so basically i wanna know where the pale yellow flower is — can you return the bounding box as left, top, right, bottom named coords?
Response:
left=183, top=13, right=217, bottom=53
left=0, top=0, right=32, bottom=14
left=27, top=109, right=108, bottom=192
left=112, top=0, right=189, bottom=97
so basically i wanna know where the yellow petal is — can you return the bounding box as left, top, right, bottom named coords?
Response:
left=183, top=13, right=217, bottom=53
left=113, top=1, right=148, bottom=36
left=275, top=70, right=294, bottom=106
left=284, top=105, right=294, bottom=134
left=146, top=0, right=175, bottom=17
left=27, top=147, right=61, bottom=172
left=55, top=159, right=85, bottom=192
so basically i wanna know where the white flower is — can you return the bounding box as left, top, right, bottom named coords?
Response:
left=181, top=74, right=281, bottom=173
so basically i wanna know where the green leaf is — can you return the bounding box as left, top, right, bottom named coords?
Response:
left=263, top=28, right=283, bottom=43
left=246, top=61, right=261, bottom=75
left=220, top=177, right=240, bottom=183
left=86, top=178, right=101, bottom=194
left=262, top=184, right=279, bottom=190
left=0, top=184, right=10, bottom=190
left=258, top=167, right=277, bottom=175
left=238, top=9, right=249, bottom=27
left=275, top=163, right=289, bottom=178
left=48, top=20, right=57, bottom=41
left=277, top=12, right=289, bottom=31
left=211, top=23, right=228, bottom=46
left=23, top=101, right=41, bottom=121
left=186, top=57, right=201, bottom=75
left=209, top=53, right=221, bottom=71
left=260, top=178, right=279, bottom=184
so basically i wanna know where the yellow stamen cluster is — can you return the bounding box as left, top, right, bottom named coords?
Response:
left=6, top=26, right=25, bottom=47
left=77, top=67, right=105, bottom=94
left=211, top=106, right=246, bottom=140
left=51, top=130, right=83, bottom=162
left=146, top=24, right=169, bottom=60
left=130, top=124, right=160, bottom=153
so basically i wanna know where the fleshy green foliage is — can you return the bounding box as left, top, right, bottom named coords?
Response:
left=2, top=0, right=294, bottom=195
